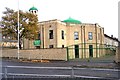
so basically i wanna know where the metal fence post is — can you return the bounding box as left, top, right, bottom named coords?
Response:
left=66, top=47, right=69, bottom=61
left=4, top=66, right=7, bottom=80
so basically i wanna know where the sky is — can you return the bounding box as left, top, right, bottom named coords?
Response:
left=0, top=0, right=119, bottom=38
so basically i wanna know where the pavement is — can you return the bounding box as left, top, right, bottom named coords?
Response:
left=1, top=55, right=120, bottom=69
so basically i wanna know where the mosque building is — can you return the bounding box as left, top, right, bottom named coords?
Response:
left=1, top=6, right=117, bottom=59
left=24, top=6, right=107, bottom=59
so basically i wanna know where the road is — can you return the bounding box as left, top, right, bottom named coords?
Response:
left=1, top=59, right=120, bottom=79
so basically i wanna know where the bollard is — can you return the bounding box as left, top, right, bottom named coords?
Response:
left=29, top=53, right=30, bottom=60
left=71, top=66, right=74, bottom=78
left=12, top=76, right=14, bottom=80
left=4, top=67, right=7, bottom=80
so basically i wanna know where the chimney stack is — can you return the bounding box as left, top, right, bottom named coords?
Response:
left=111, top=35, right=113, bottom=38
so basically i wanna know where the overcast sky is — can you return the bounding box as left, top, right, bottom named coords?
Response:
left=0, top=0, right=119, bottom=38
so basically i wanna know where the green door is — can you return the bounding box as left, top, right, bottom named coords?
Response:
left=75, top=45, right=79, bottom=58
left=89, top=45, right=93, bottom=57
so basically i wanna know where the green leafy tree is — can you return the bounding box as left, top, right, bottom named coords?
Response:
left=1, top=7, right=39, bottom=49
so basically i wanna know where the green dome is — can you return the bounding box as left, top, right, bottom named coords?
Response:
left=29, top=6, right=38, bottom=11
left=63, top=17, right=82, bottom=24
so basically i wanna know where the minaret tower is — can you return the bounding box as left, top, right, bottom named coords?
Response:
left=29, top=6, right=38, bottom=16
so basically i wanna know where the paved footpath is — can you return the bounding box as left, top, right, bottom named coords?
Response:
left=1, top=56, right=120, bottom=69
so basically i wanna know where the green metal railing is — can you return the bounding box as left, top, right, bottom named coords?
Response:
left=66, top=43, right=117, bottom=61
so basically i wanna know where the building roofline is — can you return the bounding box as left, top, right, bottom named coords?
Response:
left=39, top=19, right=60, bottom=23
left=38, top=19, right=104, bottom=29
left=104, top=34, right=119, bottom=42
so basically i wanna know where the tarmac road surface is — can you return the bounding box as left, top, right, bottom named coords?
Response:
left=1, top=59, right=120, bottom=79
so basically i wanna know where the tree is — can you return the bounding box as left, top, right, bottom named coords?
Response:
left=1, top=7, right=39, bottom=49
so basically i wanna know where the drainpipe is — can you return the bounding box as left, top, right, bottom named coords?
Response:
left=84, top=26, right=86, bottom=58
left=56, top=22, right=58, bottom=48
left=42, top=26, right=44, bottom=49
left=100, top=28, right=103, bottom=57
left=95, top=24, right=98, bottom=58
left=41, top=25, right=44, bottom=49
left=81, top=26, right=83, bottom=58
left=102, top=28, right=104, bottom=56
left=99, top=28, right=101, bottom=57
left=38, top=32, right=41, bottom=49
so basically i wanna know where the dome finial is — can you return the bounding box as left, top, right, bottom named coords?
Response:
left=69, top=16, right=71, bottom=19
left=29, top=6, right=38, bottom=11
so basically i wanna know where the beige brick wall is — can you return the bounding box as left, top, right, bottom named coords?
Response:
left=66, top=23, right=104, bottom=59
left=1, top=48, right=67, bottom=61
left=57, top=22, right=67, bottom=48
left=39, top=20, right=58, bottom=48
left=37, top=20, right=105, bottom=59
left=66, top=24, right=81, bottom=46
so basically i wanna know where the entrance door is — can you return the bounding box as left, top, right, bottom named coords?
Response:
left=75, top=45, right=79, bottom=58
left=89, top=45, right=93, bottom=57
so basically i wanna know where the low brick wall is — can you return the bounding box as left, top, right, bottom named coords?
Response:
left=1, top=48, right=67, bottom=61
left=115, top=46, right=120, bottom=63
